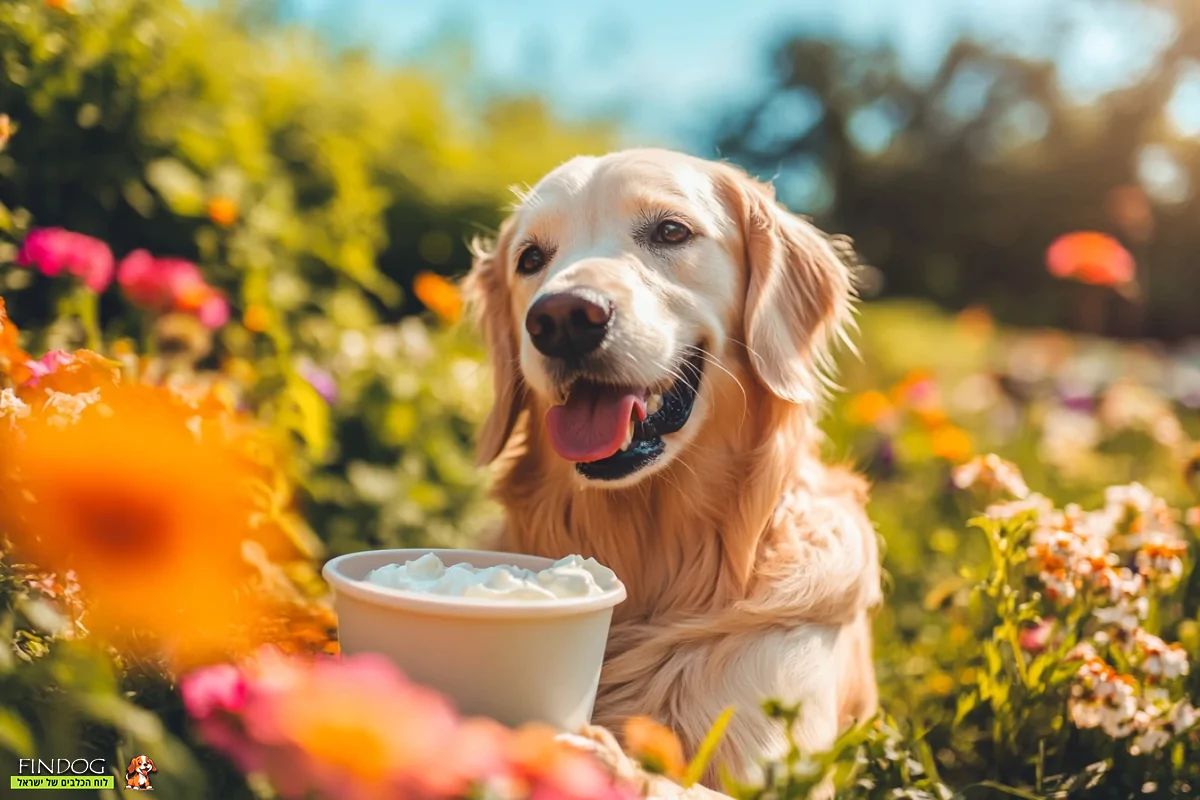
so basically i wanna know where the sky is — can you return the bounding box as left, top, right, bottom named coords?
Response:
left=277, top=0, right=1185, bottom=148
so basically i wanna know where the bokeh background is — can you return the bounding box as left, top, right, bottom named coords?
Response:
left=3, top=0, right=1200, bottom=797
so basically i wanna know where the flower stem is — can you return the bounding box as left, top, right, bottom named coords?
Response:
left=77, top=285, right=101, bottom=351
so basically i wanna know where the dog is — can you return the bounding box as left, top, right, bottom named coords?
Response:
left=124, top=755, right=156, bottom=790
left=465, top=148, right=881, bottom=793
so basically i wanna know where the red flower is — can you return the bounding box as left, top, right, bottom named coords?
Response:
left=117, top=250, right=229, bottom=329
left=1046, top=232, right=1136, bottom=288
left=16, top=228, right=114, bottom=292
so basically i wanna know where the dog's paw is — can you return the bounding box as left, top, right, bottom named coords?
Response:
left=557, top=724, right=641, bottom=783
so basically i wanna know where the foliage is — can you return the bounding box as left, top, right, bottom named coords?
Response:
left=715, top=0, right=1200, bottom=339
left=0, top=0, right=611, bottom=559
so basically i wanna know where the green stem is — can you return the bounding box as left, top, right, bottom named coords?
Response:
left=77, top=286, right=101, bottom=351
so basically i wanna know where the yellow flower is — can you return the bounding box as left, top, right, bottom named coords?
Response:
left=931, top=424, right=973, bottom=462
left=0, top=114, right=13, bottom=151
left=243, top=303, right=271, bottom=333
left=928, top=673, right=955, bottom=696
left=206, top=196, right=240, bottom=227
left=624, top=716, right=686, bottom=779
left=413, top=271, right=463, bottom=323
left=0, top=384, right=278, bottom=662
left=846, top=390, right=894, bottom=429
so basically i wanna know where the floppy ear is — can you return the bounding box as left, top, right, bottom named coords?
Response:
left=463, top=219, right=525, bottom=465
left=125, top=758, right=138, bottom=776
left=717, top=166, right=856, bottom=405
left=147, top=759, right=156, bottom=773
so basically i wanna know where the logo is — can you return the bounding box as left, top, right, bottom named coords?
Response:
left=12, top=758, right=114, bottom=790
left=125, top=755, right=157, bottom=791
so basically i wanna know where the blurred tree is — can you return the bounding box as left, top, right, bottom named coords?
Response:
left=715, top=0, right=1200, bottom=340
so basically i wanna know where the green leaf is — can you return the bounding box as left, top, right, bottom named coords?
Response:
left=0, top=707, right=34, bottom=758
left=684, top=706, right=735, bottom=788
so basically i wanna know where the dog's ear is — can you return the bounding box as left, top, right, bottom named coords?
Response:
left=125, top=758, right=138, bottom=776
left=463, top=218, right=525, bottom=465
left=716, top=165, right=856, bottom=405
left=147, top=758, right=156, bottom=773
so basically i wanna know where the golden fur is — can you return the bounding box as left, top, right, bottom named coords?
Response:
left=464, top=149, right=881, bottom=791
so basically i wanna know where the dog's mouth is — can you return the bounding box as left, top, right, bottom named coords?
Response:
left=545, top=348, right=705, bottom=481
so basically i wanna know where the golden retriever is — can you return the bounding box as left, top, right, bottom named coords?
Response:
left=464, top=148, right=881, bottom=794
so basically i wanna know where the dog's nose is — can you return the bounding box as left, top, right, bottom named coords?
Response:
left=525, top=290, right=614, bottom=359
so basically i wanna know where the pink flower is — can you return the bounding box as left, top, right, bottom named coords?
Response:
left=24, top=350, right=74, bottom=385
left=1019, top=619, right=1055, bottom=654
left=117, top=250, right=229, bottom=330
left=16, top=228, right=115, bottom=292
left=181, top=663, right=248, bottom=719
left=182, top=649, right=635, bottom=800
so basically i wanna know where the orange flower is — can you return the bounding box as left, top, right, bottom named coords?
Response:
left=1046, top=232, right=1136, bottom=288
left=0, top=114, right=13, bottom=151
left=930, top=424, right=972, bottom=462
left=0, top=384, right=275, bottom=661
left=206, top=196, right=240, bottom=227
left=891, top=369, right=940, bottom=411
left=44, top=0, right=69, bottom=9
left=0, top=298, right=32, bottom=385
left=413, top=271, right=463, bottom=323
left=624, top=716, right=686, bottom=779
left=243, top=303, right=271, bottom=333
left=956, top=305, right=995, bottom=340
left=846, top=390, right=894, bottom=429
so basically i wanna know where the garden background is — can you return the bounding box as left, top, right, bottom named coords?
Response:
left=2, top=0, right=1200, bottom=797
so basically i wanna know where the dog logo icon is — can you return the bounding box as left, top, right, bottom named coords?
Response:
left=124, top=755, right=156, bottom=790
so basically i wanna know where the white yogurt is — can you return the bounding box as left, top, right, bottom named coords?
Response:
left=364, top=553, right=620, bottom=601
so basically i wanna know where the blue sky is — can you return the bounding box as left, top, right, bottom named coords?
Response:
left=280, top=0, right=1184, bottom=147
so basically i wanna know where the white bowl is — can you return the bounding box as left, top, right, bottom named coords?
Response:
left=321, top=548, right=626, bottom=732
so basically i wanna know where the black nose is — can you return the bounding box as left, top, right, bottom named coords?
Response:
left=525, top=290, right=614, bottom=359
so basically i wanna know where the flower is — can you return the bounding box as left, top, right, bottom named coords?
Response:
left=21, top=349, right=120, bottom=394
left=1069, top=657, right=1139, bottom=737
left=117, top=250, right=229, bottom=329
left=16, top=228, right=115, bottom=292
left=0, top=388, right=30, bottom=428
left=0, top=383, right=275, bottom=660
left=846, top=390, right=895, bottom=430
left=930, top=425, right=972, bottom=462
left=207, top=196, right=240, bottom=227
left=297, top=358, right=338, bottom=405
left=1133, top=631, right=1190, bottom=680
left=183, top=649, right=632, bottom=800
left=952, top=454, right=1030, bottom=499
left=0, top=114, right=13, bottom=150
left=624, top=716, right=686, bottom=779
left=1046, top=232, right=1136, bottom=288
left=1018, top=619, right=1054, bottom=654
left=243, top=304, right=271, bottom=333
left=0, top=298, right=33, bottom=384
left=413, top=271, right=463, bottom=323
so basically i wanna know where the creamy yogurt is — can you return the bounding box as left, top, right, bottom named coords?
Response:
left=364, top=553, right=620, bottom=601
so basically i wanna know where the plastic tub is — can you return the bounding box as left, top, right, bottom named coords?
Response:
left=322, top=548, right=626, bottom=732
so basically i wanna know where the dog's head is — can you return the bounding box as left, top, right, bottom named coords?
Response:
left=466, top=148, right=855, bottom=486
left=126, top=755, right=156, bottom=776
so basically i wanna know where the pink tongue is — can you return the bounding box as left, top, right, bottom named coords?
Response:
left=546, top=385, right=648, bottom=462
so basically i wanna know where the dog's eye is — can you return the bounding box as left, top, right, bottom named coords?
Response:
left=517, top=245, right=547, bottom=275
left=651, top=220, right=692, bottom=245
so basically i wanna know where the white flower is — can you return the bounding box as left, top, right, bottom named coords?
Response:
left=0, top=388, right=30, bottom=424
left=1170, top=701, right=1198, bottom=733
left=41, top=388, right=101, bottom=428
left=1093, top=598, right=1148, bottom=633
left=1039, top=407, right=1102, bottom=468
left=1134, top=631, right=1190, bottom=680
left=952, top=454, right=1030, bottom=498
left=1131, top=725, right=1172, bottom=756
left=987, top=493, right=1054, bottom=523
